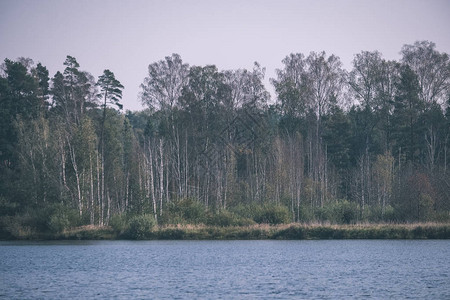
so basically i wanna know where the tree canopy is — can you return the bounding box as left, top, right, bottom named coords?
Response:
left=1, top=41, right=450, bottom=238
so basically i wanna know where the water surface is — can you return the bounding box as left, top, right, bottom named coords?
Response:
left=1, top=240, right=449, bottom=299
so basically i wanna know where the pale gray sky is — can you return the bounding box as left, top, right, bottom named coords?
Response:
left=1, top=0, right=449, bottom=111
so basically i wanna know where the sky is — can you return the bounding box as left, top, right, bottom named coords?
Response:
left=1, top=0, right=450, bottom=111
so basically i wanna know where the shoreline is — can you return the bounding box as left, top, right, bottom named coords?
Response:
left=3, top=223, right=450, bottom=241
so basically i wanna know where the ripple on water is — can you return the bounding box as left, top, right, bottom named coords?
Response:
left=0, top=240, right=449, bottom=299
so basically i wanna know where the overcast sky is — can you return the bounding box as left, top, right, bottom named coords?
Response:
left=1, top=0, right=450, bottom=111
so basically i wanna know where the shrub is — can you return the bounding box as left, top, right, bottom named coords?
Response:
left=160, top=198, right=206, bottom=225
left=157, top=228, right=185, bottom=239
left=383, top=205, right=396, bottom=222
left=126, top=214, right=156, bottom=239
left=309, top=226, right=337, bottom=239
left=0, top=204, right=79, bottom=237
left=315, top=200, right=359, bottom=224
left=314, top=206, right=331, bottom=223
left=230, top=203, right=290, bottom=225
left=272, top=226, right=307, bottom=239
left=296, top=205, right=315, bottom=223
left=392, top=172, right=436, bottom=222
left=229, top=204, right=258, bottom=220
left=178, top=199, right=206, bottom=224
left=0, top=197, right=19, bottom=217
left=109, top=213, right=128, bottom=233
left=48, top=213, right=70, bottom=233
left=335, top=200, right=358, bottom=224
left=206, top=210, right=255, bottom=227
left=433, top=211, right=450, bottom=223
left=46, top=204, right=80, bottom=233
left=253, top=204, right=290, bottom=225
left=338, top=200, right=358, bottom=224
left=0, top=216, right=32, bottom=239
left=364, top=205, right=396, bottom=223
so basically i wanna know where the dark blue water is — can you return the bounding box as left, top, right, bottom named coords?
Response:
left=1, top=240, right=449, bottom=299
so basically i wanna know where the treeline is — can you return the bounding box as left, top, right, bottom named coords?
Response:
left=1, top=41, right=450, bottom=237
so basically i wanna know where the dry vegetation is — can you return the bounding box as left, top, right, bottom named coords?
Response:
left=43, top=222, right=450, bottom=240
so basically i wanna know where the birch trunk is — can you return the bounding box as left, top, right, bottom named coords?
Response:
left=148, top=142, right=156, bottom=220
left=159, top=138, right=164, bottom=216
left=67, top=137, right=82, bottom=216
left=89, top=152, right=94, bottom=225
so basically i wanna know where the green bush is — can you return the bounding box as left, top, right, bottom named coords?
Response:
left=253, top=204, right=290, bottom=225
left=0, top=203, right=81, bottom=237
left=296, top=205, right=315, bottom=223
left=0, top=197, right=19, bottom=217
left=272, top=226, right=307, bottom=239
left=315, top=200, right=359, bottom=224
left=314, top=206, right=331, bottom=223
left=48, top=213, right=70, bottom=233
left=338, top=200, right=358, bottom=224
left=206, top=210, right=255, bottom=227
left=229, top=204, right=258, bottom=220
left=46, top=204, right=80, bottom=233
left=160, top=198, right=206, bottom=225
left=383, top=205, right=396, bottom=222
left=418, top=193, right=434, bottom=222
left=229, top=203, right=290, bottom=225
left=433, top=211, right=450, bottom=223
left=157, top=228, right=185, bottom=239
left=0, top=216, right=31, bottom=239
left=109, top=213, right=128, bottom=233
left=126, top=214, right=156, bottom=239
left=309, top=226, right=337, bottom=239
left=364, top=205, right=396, bottom=223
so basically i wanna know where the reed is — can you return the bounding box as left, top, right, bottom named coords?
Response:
left=272, top=223, right=450, bottom=239
left=58, top=225, right=116, bottom=240
left=151, top=223, right=450, bottom=240
left=3, top=222, right=449, bottom=240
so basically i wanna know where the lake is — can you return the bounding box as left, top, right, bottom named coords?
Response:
left=1, top=240, right=449, bottom=299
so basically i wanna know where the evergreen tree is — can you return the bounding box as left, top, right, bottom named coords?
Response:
left=96, top=69, right=124, bottom=224
left=392, top=65, right=424, bottom=163
left=0, top=58, right=45, bottom=204
left=51, top=56, right=97, bottom=125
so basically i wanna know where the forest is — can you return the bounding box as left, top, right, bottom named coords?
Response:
left=1, top=40, right=450, bottom=238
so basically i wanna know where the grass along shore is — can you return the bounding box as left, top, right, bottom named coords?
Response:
left=6, top=222, right=450, bottom=240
